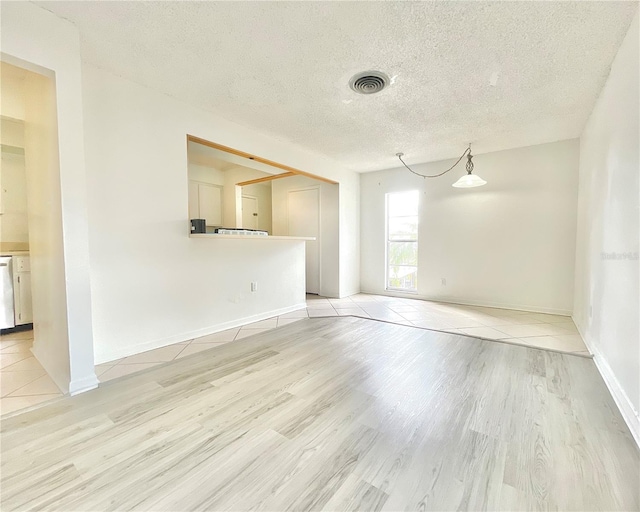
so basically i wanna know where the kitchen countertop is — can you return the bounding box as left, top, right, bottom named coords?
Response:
left=190, top=234, right=315, bottom=241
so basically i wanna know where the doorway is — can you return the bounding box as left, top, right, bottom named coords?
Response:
left=0, top=61, right=69, bottom=411
left=288, top=188, right=320, bottom=294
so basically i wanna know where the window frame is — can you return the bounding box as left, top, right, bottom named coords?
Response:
left=385, top=191, right=419, bottom=293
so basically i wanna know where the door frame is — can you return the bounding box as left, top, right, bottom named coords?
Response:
left=186, top=135, right=338, bottom=185
left=0, top=56, right=98, bottom=396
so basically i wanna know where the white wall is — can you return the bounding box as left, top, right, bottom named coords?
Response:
left=0, top=67, right=25, bottom=120
left=0, top=118, right=29, bottom=245
left=188, top=163, right=224, bottom=187
left=340, top=174, right=360, bottom=297
left=1, top=2, right=98, bottom=395
left=22, top=70, right=73, bottom=393
left=361, top=139, right=579, bottom=314
left=81, top=63, right=357, bottom=363
left=0, top=151, right=28, bottom=245
left=574, top=11, right=639, bottom=443
left=272, top=175, right=340, bottom=297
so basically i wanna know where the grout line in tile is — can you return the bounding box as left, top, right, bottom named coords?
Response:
left=172, top=343, right=190, bottom=361
left=4, top=372, right=52, bottom=398
left=6, top=391, right=64, bottom=399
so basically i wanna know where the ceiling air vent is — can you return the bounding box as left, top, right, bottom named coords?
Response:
left=349, top=71, right=389, bottom=95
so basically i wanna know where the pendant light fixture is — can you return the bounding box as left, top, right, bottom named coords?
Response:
left=397, top=144, right=487, bottom=188
left=452, top=150, right=487, bottom=188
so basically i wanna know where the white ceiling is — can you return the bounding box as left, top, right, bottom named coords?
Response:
left=36, top=1, right=637, bottom=172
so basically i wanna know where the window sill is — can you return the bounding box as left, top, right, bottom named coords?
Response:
left=386, top=288, right=418, bottom=294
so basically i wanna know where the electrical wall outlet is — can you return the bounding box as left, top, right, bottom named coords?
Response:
left=441, top=278, right=447, bottom=286
left=251, top=282, right=258, bottom=292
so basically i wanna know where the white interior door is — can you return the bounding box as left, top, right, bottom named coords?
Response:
left=242, top=195, right=259, bottom=229
left=288, top=188, right=320, bottom=294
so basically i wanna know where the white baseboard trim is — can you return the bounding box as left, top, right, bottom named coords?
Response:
left=31, top=344, right=100, bottom=396
left=576, top=322, right=640, bottom=448
left=69, top=374, right=100, bottom=396
left=339, top=288, right=361, bottom=299
left=94, top=302, right=307, bottom=365
left=358, top=289, right=572, bottom=316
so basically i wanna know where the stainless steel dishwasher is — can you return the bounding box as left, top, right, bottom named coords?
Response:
left=0, top=256, right=15, bottom=329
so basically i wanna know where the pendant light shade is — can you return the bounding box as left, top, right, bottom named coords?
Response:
left=452, top=173, right=487, bottom=188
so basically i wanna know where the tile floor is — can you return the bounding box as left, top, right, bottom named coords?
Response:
left=0, top=293, right=589, bottom=417
left=0, top=330, right=64, bottom=416
left=305, top=294, right=589, bottom=355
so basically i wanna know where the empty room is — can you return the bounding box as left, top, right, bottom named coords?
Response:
left=0, top=1, right=638, bottom=511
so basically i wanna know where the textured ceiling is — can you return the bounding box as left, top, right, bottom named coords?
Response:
left=36, top=1, right=637, bottom=172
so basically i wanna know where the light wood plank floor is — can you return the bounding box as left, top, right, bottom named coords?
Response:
left=1, top=317, right=637, bottom=511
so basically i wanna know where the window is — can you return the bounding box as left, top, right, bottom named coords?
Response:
left=386, top=190, right=418, bottom=292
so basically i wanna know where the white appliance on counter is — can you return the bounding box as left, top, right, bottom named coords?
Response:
left=0, top=255, right=32, bottom=329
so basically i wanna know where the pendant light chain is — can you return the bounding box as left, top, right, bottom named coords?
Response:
left=397, top=144, right=472, bottom=179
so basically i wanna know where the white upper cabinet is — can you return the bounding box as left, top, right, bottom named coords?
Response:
left=189, top=180, right=223, bottom=227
